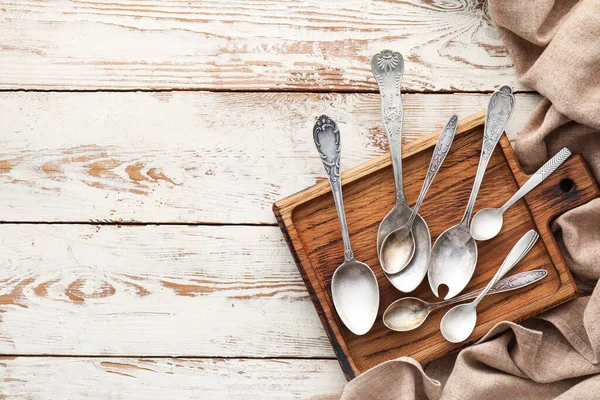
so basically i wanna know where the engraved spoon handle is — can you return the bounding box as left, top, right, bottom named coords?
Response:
left=371, top=50, right=407, bottom=206
left=472, top=230, right=539, bottom=307
left=500, top=148, right=571, bottom=213
left=462, top=85, right=516, bottom=225
left=428, top=269, right=547, bottom=311
left=406, top=115, right=458, bottom=228
left=313, top=115, right=354, bottom=261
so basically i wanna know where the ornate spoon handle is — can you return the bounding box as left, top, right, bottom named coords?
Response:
left=462, top=85, right=515, bottom=224
left=501, top=148, right=571, bottom=212
left=371, top=50, right=406, bottom=206
left=429, top=269, right=547, bottom=311
left=406, top=115, right=458, bottom=228
left=472, top=230, right=539, bottom=307
left=313, top=115, right=354, bottom=261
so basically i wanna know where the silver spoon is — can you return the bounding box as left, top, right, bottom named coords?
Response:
left=313, top=115, right=379, bottom=336
left=383, top=269, right=546, bottom=332
left=380, top=115, right=458, bottom=274
left=371, top=50, right=430, bottom=277
left=440, top=229, right=539, bottom=343
left=428, top=85, right=515, bottom=299
left=471, top=147, right=571, bottom=241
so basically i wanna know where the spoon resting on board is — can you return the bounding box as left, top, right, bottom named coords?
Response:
left=380, top=114, right=458, bottom=274
left=371, top=49, right=430, bottom=276
left=428, top=85, right=516, bottom=300
left=383, top=269, right=547, bottom=332
left=470, top=147, right=571, bottom=241
left=313, top=115, right=379, bottom=336
left=440, top=229, right=539, bottom=343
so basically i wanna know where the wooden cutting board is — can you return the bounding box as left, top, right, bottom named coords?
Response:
left=273, top=110, right=599, bottom=380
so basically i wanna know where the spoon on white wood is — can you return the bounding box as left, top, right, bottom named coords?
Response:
left=440, top=229, right=539, bottom=343
left=313, top=115, right=379, bottom=336
left=470, top=148, right=571, bottom=241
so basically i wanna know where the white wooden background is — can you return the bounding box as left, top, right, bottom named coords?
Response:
left=0, top=1, right=541, bottom=398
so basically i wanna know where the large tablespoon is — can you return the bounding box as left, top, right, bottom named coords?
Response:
left=313, top=115, right=379, bottom=336
left=470, top=147, right=571, bottom=241
left=383, top=269, right=546, bottom=332
left=428, top=85, right=515, bottom=299
left=371, top=50, right=429, bottom=277
left=380, top=115, right=458, bottom=274
left=440, top=229, right=539, bottom=343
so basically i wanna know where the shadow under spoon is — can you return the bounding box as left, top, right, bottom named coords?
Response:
left=313, top=115, right=379, bottom=336
left=383, top=269, right=547, bottom=332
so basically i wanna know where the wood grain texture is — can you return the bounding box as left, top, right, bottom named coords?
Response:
left=0, top=224, right=335, bottom=357
left=0, top=357, right=346, bottom=399
left=0, top=0, right=526, bottom=91
left=0, top=92, right=541, bottom=224
left=274, top=112, right=599, bottom=379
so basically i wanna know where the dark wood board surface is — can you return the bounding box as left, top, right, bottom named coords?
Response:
left=273, top=110, right=600, bottom=380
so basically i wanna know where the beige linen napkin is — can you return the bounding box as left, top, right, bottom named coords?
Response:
left=314, top=0, right=600, bottom=398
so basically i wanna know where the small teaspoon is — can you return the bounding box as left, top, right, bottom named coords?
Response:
left=440, top=229, right=539, bottom=343
left=380, top=115, right=458, bottom=274
left=470, top=148, right=571, bottom=241
left=313, top=115, right=379, bottom=336
left=383, top=269, right=547, bottom=332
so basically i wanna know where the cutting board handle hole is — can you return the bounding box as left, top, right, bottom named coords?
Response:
left=559, top=178, right=575, bottom=193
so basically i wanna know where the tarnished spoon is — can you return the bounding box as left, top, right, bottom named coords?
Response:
left=440, top=230, right=539, bottom=343
left=428, top=85, right=516, bottom=299
left=471, top=147, right=571, bottom=241
left=383, top=269, right=546, bottom=332
left=371, top=50, right=430, bottom=276
left=380, top=115, right=458, bottom=274
left=313, top=115, right=379, bottom=336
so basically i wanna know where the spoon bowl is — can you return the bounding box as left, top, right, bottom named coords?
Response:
left=428, top=223, right=477, bottom=299
left=384, top=216, right=431, bottom=293
left=332, top=259, right=380, bottom=335
left=383, top=297, right=430, bottom=332
left=379, top=226, right=416, bottom=274
left=470, top=208, right=503, bottom=241
left=440, top=303, right=477, bottom=343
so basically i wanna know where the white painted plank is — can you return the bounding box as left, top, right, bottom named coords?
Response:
left=0, top=92, right=542, bottom=224
left=0, top=357, right=346, bottom=399
left=0, top=224, right=334, bottom=357
left=0, top=0, right=524, bottom=91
